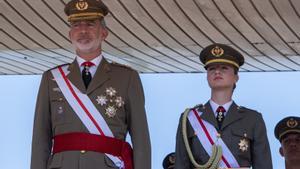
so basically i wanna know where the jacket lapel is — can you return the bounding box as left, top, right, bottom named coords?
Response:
left=199, top=102, right=219, bottom=129
left=66, top=60, right=86, bottom=94
left=87, top=58, right=111, bottom=94
left=221, top=102, right=243, bottom=130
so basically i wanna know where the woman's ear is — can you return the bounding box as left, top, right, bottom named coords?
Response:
left=279, top=147, right=284, bottom=157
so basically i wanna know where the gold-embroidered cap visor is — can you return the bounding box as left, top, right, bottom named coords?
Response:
left=68, top=12, right=104, bottom=22
left=205, top=58, right=240, bottom=69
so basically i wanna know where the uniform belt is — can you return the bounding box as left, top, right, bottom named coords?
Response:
left=53, top=132, right=133, bottom=169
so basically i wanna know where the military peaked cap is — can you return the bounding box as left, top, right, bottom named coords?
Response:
left=200, top=43, right=244, bottom=69
left=64, top=0, right=109, bottom=22
left=274, top=116, right=300, bottom=142
left=162, top=152, right=175, bottom=169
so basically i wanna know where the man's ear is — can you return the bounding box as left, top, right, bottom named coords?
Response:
left=279, top=147, right=284, bottom=157
left=101, top=28, right=108, bottom=40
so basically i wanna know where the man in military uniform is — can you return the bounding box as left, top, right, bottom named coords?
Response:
left=163, top=152, right=176, bottom=169
left=175, top=43, right=272, bottom=169
left=275, top=116, right=300, bottom=169
left=30, top=0, right=151, bottom=169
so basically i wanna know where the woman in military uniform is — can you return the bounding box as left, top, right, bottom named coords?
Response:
left=175, top=44, right=272, bottom=169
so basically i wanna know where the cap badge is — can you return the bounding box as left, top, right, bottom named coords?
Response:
left=287, top=118, right=298, bottom=128
left=76, top=0, right=88, bottom=11
left=96, top=87, right=125, bottom=118
left=238, top=138, right=249, bottom=152
left=211, top=46, right=224, bottom=57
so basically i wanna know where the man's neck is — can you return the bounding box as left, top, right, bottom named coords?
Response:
left=211, top=89, right=233, bottom=105
left=76, top=49, right=101, bottom=61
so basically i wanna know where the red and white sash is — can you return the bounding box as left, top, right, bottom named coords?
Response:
left=187, top=109, right=240, bottom=168
left=51, top=65, right=124, bottom=168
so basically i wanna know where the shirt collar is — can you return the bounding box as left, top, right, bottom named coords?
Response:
left=209, top=99, right=233, bottom=113
left=76, top=54, right=102, bottom=67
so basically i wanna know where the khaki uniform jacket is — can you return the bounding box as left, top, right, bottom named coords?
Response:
left=175, top=102, right=272, bottom=169
left=30, top=58, right=151, bottom=169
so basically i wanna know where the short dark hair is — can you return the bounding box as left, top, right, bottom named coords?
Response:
left=100, top=18, right=106, bottom=28
left=234, top=67, right=238, bottom=75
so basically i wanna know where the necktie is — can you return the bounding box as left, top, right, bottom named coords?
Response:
left=81, top=61, right=95, bottom=88
left=216, top=106, right=226, bottom=129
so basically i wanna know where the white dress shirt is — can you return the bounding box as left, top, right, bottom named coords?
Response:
left=76, top=55, right=102, bottom=78
left=209, top=99, right=233, bottom=117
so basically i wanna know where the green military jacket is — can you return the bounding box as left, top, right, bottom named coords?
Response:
left=30, top=58, right=151, bottom=169
left=175, top=102, right=272, bottom=169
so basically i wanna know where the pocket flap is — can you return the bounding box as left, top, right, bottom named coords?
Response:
left=231, top=129, right=253, bottom=140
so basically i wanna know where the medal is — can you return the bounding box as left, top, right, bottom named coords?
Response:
left=238, top=133, right=249, bottom=152
left=96, top=87, right=124, bottom=118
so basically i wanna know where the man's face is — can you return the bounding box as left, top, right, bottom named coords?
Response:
left=206, top=63, right=238, bottom=91
left=69, top=19, right=108, bottom=56
left=280, top=133, right=300, bottom=162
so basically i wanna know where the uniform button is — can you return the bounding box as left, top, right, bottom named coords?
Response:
left=80, top=150, right=86, bottom=154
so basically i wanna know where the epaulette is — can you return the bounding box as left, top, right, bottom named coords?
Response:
left=111, top=61, right=133, bottom=70
left=193, top=104, right=204, bottom=111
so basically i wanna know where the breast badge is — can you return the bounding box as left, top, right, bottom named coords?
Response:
left=238, top=133, right=249, bottom=152
left=96, top=87, right=124, bottom=118
left=96, top=95, right=107, bottom=106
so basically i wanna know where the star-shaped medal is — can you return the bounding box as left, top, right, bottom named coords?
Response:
left=115, top=96, right=124, bottom=108
left=96, top=95, right=107, bottom=106
left=238, top=138, right=249, bottom=152
left=106, top=87, right=117, bottom=97
left=105, top=105, right=117, bottom=118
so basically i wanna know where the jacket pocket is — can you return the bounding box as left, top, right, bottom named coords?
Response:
left=50, top=99, right=67, bottom=126
left=231, top=129, right=252, bottom=165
